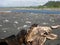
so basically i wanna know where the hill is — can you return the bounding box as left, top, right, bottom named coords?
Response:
left=43, top=1, right=60, bottom=8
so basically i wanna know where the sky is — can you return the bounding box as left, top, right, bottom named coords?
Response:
left=0, top=0, right=60, bottom=7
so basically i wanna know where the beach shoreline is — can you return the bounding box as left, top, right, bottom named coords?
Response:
left=0, top=8, right=60, bottom=11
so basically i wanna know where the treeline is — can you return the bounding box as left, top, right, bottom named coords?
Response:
left=13, top=1, right=60, bottom=8
left=38, top=1, right=60, bottom=8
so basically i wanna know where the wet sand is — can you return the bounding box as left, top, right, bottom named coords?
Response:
left=0, top=12, right=60, bottom=45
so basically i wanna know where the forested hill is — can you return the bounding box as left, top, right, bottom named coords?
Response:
left=43, top=1, right=60, bottom=8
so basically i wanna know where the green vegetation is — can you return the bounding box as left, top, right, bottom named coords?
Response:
left=28, top=1, right=60, bottom=8
left=5, top=1, right=60, bottom=9
left=43, top=1, right=60, bottom=8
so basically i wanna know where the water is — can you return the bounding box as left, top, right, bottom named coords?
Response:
left=1, top=10, right=60, bottom=14
left=11, top=10, right=60, bottom=14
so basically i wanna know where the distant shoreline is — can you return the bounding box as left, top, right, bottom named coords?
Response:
left=0, top=8, right=60, bottom=11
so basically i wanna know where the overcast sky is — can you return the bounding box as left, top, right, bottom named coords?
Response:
left=0, top=0, right=60, bottom=7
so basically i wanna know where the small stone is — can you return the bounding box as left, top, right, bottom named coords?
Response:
left=3, top=19, right=9, bottom=22
left=17, top=27, right=22, bottom=30
left=14, top=21, right=18, bottom=24
left=25, top=21, right=31, bottom=24
left=42, top=22, right=48, bottom=25
left=0, top=25, right=2, bottom=26
left=3, top=31, right=7, bottom=32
